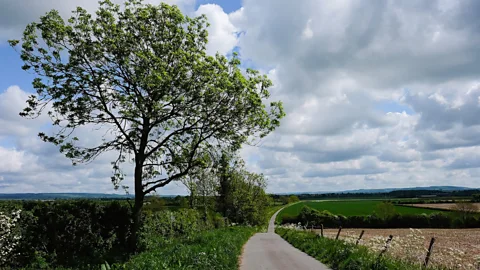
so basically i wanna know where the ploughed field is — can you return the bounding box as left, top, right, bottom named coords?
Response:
left=319, top=228, right=480, bottom=270
left=408, top=203, right=480, bottom=212
left=280, top=200, right=445, bottom=217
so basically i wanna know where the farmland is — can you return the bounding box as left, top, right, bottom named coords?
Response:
left=279, top=200, right=445, bottom=218
left=320, top=228, right=480, bottom=270
left=409, top=203, right=480, bottom=212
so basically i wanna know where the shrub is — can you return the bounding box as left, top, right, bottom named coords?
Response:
left=12, top=200, right=132, bottom=269
left=0, top=209, right=22, bottom=266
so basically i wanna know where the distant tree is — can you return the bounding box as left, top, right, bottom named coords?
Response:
left=144, top=195, right=166, bottom=212
left=215, top=152, right=270, bottom=225
left=375, top=202, right=397, bottom=220
left=288, top=195, right=300, bottom=204
left=473, top=194, right=480, bottom=202
left=226, top=170, right=269, bottom=225
left=181, top=161, right=219, bottom=218
left=10, top=0, right=284, bottom=250
left=174, top=196, right=189, bottom=209
left=280, top=196, right=290, bottom=205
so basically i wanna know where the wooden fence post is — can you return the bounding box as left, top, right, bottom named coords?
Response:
left=335, top=226, right=342, bottom=240
left=356, top=230, right=365, bottom=245
left=423, top=237, right=435, bottom=268
left=378, top=235, right=393, bottom=258
left=320, top=224, right=324, bottom=237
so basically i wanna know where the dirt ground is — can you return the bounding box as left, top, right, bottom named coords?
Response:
left=317, top=228, right=480, bottom=269
left=408, top=203, right=480, bottom=212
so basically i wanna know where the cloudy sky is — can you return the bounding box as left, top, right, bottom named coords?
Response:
left=1, top=0, right=480, bottom=195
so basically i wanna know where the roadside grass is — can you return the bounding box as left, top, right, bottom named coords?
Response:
left=276, top=228, right=448, bottom=270
left=279, top=201, right=446, bottom=218
left=113, top=226, right=257, bottom=270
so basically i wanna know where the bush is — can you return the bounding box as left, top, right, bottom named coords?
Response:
left=0, top=209, right=22, bottom=266
left=114, top=227, right=257, bottom=270
left=12, top=200, right=132, bottom=269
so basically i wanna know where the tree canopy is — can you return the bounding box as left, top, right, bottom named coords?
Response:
left=10, top=0, right=283, bottom=197
left=10, top=0, right=284, bottom=248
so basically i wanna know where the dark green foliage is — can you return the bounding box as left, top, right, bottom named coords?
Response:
left=279, top=205, right=480, bottom=228
left=143, top=196, right=166, bottom=213
left=215, top=152, right=270, bottom=226
left=374, top=202, right=397, bottom=220
left=276, top=228, right=446, bottom=270
left=113, top=227, right=256, bottom=270
left=288, top=189, right=480, bottom=201
left=298, top=206, right=339, bottom=227
left=473, top=193, right=480, bottom=202
left=13, top=200, right=132, bottom=269
left=288, top=195, right=300, bottom=204
left=7, top=200, right=232, bottom=269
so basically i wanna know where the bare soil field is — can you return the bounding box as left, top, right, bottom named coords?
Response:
left=318, top=228, right=480, bottom=269
left=408, top=203, right=480, bottom=212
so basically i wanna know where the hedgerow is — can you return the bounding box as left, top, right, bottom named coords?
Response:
left=281, top=205, right=480, bottom=229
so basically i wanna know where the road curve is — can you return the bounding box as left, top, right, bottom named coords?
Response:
left=239, top=207, right=330, bottom=270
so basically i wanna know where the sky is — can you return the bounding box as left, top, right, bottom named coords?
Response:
left=1, top=0, right=480, bottom=195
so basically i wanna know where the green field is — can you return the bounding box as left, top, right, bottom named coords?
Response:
left=279, top=201, right=445, bottom=217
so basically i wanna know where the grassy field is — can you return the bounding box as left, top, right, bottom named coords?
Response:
left=280, top=201, right=446, bottom=217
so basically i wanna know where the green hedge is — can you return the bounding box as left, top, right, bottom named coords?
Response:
left=276, top=228, right=446, bottom=270
left=113, top=226, right=257, bottom=270
left=8, top=200, right=219, bottom=269
left=281, top=205, right=480, bottom=228
left=12, top=200, right=132, bottom=269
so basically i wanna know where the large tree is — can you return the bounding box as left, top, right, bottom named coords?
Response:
left=9, top=0, right=284, bottom=249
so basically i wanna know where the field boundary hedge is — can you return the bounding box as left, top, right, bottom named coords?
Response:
left=280, top=205, right=480, bottom=229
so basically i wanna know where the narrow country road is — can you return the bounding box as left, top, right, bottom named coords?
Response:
left=240, top=208, right=330, bottom=270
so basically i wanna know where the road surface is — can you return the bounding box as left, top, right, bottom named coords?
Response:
left=240, top=208, right=330, bottom=270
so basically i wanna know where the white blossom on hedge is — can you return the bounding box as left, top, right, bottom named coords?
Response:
left=0, top=209, right=21, bottom=265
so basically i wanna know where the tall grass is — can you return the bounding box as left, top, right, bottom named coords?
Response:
left=113, top=227, right=257, bottom=270
left=276, top=228, right=448, bottom=270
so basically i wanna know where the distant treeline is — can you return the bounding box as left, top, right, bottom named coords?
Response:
left=271, top=189, right=480, bottom=201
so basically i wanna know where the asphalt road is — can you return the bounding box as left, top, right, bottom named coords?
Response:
left=240, top=208, right=330, bottom=270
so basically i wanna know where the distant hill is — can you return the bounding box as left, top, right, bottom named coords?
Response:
left=1, top=186, right=477, bottom=200
left=0, top=193, right=135, bottom=200
left=276, top=186, right=476, bottom=195
left=338, top=186, right=474, bottom=194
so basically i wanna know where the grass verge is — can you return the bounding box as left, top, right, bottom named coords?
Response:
left=113, top=227, right=257, bottom=270
left=276, top=228, right=447, bottom=270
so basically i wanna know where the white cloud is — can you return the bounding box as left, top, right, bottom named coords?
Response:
left=0, top=0, right=196, bottom=42
left=3, top=0, right=480, bottom=193
left=195, top=4, right=238, bottom=56
left=233, top=0, right=480, bottom=192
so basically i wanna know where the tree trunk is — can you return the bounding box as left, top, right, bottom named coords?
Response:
left=130, top=196, right=144, bottom=252
left=130, top=163, right=145, bottom=252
